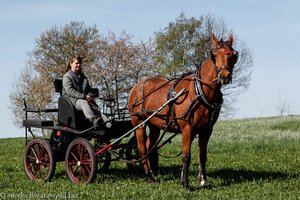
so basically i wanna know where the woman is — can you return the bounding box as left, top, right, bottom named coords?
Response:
left=62, top=55, right=103, bottom=126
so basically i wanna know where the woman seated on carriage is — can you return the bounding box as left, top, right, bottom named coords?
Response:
left=62, top=55, right=103, bottom=127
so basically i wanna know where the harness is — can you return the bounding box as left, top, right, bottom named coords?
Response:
left=179, top=71, right=223, bottom=123
left=130, top=63, right=224, bottom=123
left=130, top=77, right=174, bottom=115
left=193, top=68, right=223, bottom=110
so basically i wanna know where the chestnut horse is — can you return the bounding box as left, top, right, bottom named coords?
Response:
left=128, top=34, right=238, bottom=189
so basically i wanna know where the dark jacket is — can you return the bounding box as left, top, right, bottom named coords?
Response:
left=62, top=70, right=93, bottom=106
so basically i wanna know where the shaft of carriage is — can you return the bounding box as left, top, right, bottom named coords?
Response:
left=95, top=88, right=186, bottom=157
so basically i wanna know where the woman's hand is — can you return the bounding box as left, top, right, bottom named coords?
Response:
left=85, top=95, right=93, bottom=102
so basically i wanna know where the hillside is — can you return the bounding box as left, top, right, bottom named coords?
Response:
left=0, top=116, right=299, bottom=199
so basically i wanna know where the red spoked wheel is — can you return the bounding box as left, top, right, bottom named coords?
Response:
left=23, top=139, right=56, bottom=181
left=65, top=138, right=97, bottom=183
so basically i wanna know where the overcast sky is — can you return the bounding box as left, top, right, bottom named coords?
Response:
left=1, top=0, right=300, bottom=138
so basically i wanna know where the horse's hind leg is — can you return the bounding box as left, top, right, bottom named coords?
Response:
left=147, top=124, right=160, bottom=176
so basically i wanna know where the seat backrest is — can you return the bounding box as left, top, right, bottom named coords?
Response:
left=54, top=78, right=63, bottom=96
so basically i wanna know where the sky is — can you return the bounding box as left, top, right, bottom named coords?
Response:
left=1, top=0, right=300, bottom=138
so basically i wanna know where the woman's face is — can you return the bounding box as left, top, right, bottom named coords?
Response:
left=70, top=59, right=81, bottom=73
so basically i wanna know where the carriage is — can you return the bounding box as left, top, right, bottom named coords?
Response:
left=22, top=78, right=137, bottom=183
left=22, top=78, right=184, bottom=183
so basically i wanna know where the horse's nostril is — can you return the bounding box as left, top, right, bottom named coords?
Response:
left=225, top=71, right=231, bottom=78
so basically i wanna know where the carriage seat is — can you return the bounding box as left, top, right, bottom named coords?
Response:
left=22, top=99, right=56, bottom=128
left=54, top=78, right=99, bottom=130
left=23, top=119, right=54, bottom=128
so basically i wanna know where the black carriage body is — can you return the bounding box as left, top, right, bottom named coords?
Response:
left=22, top=79, right=134, bottom=162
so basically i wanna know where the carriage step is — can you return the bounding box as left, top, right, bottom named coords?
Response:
left=23, top=119, right=54, bottom=128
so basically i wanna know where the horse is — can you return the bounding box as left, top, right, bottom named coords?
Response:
left=127, top=34, right=238, bottom=189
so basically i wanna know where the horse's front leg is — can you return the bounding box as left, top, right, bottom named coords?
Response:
left=135, top=126, right=156, bottom=183
left=181, top=129, right=193, bottom=190
left=198, top=128, right=212, bottom=188
left=146, top=125, right=160, bottom=176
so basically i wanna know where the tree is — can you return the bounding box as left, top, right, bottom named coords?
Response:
left=89, top=31, right=154, bottom=116
left=276, top=93, right=290, bottom=116
left=153, top=13, right=253, bottom=117
left=154, top=13, right=210, bottom=78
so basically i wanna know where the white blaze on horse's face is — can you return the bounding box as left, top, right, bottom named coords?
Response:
left=212, top=34, right=236, bottom=85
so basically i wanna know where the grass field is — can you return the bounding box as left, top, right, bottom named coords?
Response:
left=0, top=116, right=299, bottom=199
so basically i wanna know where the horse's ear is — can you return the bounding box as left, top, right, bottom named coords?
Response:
left=212, top=34, right=219, bottom=47
left=227, top=34, right=233, bottom=46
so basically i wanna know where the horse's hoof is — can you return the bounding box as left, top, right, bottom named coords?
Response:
left=200, top=181, right=210, bottom=189
left=144, top=177, right=155, bottom=183
left=183, top=185, right=194, bottom=192
left=144, top=176, right=159, bottom=183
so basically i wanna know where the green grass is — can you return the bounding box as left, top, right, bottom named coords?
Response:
left=0, top=116, right=299, bottom=199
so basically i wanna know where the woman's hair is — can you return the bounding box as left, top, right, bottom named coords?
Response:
left=65, top=55, right=83, bottom=73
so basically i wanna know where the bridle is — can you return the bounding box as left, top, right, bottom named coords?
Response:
left=210, top=42, right=239, bottom=86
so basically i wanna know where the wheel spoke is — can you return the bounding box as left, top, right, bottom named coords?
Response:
left=80, top=161, right=91, bottom=165
left=40, top=161, right=50, bottom=166
left=32, top=164, right=40, bottom=176
left=70, top=151, right=79, bottom=162
left=30, top=146, right=39, bottom=160
left=41, top=165, right=49, bottom=175
left=68, top=161, right=78, bottom=165
left=73, top=165, right=80, bottom=174
left=37, top=144, right=46, bottom=158
left=75, top=144, right=82, bottom=161
left=27, top=155, right=37, bottom=160
left=84, top=164, right=91, bottom=174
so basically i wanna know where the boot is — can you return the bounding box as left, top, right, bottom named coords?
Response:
left=91, top=117, right=103, bottom=126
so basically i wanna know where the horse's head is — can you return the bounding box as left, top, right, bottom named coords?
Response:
left=211, top=34, right=238, bottom=85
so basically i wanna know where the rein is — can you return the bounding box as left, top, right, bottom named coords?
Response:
left=191, top=74, right=218, bottom=86
left=120, top=118, right=175, bottom=164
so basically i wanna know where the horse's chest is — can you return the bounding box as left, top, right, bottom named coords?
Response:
left=194, top=107, right=219, bottom=127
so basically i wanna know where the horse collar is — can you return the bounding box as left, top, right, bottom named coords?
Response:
left=194, top=70, right=223, bottom=110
